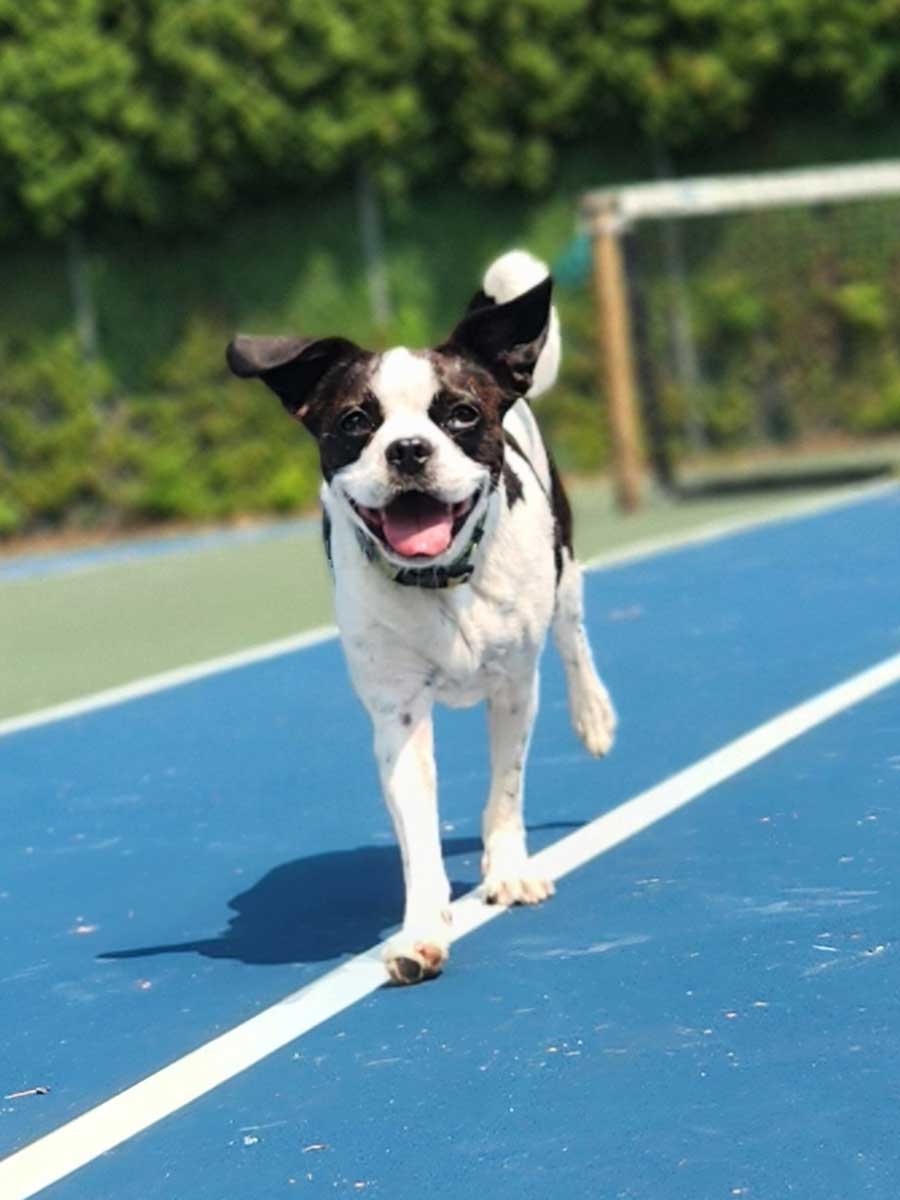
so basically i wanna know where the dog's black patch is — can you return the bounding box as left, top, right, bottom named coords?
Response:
left=504, top=429, right=571, bottom=581
left=503, top=429, right=529, bottom=465
left=504, top=429, right=544, bottom=513
left=321, top=507, right=332, bottom=564
left=547, top=448, right=573, bottom=581
left=426, top=356, right=508, bottom=487
left=503, top=461, right=524, bottom=508
left=501, top=434, right=528, bottom=508
left=315, top=376, right=384, bottom=482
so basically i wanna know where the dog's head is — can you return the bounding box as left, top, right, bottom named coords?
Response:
left=226, top=275, right=552, bottom=565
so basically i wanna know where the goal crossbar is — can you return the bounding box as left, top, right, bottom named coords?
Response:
left=581, top=159, right=900, bottom=231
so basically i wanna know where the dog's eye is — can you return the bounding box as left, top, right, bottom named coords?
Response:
left=447, top=403, right=481, bottom=433
left=339, top=408, right=374, bottom=436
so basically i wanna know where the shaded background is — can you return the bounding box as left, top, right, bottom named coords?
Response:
left=2, top=0, right=900, bottom=541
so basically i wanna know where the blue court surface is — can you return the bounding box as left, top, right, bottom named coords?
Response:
left=2, top=486, right=899, bottom=1199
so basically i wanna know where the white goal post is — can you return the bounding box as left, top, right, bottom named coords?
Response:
left=580, top=159, right=900, bottom=509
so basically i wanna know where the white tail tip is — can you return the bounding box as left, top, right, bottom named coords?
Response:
left=483, top=250, right=550, bottom=304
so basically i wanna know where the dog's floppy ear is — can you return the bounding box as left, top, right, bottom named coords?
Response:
left=444, top=276, right=552, bottom=399
left=226, top=335, right=365, bottom=431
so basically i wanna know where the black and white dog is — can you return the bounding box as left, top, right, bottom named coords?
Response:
left=227, top=251, right=616, bottom=984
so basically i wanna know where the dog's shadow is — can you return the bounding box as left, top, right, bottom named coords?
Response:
left=100, top=825, right=579, bottom=968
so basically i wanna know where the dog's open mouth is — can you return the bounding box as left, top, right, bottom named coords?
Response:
left=353, top=491, right=478, bottom=559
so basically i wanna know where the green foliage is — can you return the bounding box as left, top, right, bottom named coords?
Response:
left=0, top=168, right=615, bottom=537
left=120, top=317, right=321, bottom=523
left=4, top=0, right=900, bottom=541
left=4, top=2, right=900, bottom=234
left=0, top=336, right=109, bottom=532
left=5, top=170, right=900, bottom=539
left=0, top=318, right=320, bottom=537
left=830, top=282, right=888, bottom=334
left=636, top=196, right=900, bottom=455
left=0, top=0, right=432, bottom=234
left=701, top=384, right=757, bottom=446
left=850, top=355, right=900, bottom=433
left=695, top=274, right=770, bottom=340
left=540, top=286, right=610, bottom=473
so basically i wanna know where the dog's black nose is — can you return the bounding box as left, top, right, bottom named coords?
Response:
left=386, top=437, right=434, bottom=475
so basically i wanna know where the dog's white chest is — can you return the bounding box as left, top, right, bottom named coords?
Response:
left=422, top=583, right=549, bottom=707
left=329, top=488, right=556, bottom=710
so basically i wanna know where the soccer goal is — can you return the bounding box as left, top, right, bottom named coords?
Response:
left=580, top=160, right=900, bottom=510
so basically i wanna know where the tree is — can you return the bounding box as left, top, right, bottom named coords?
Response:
left=3, top=1, right=900, bottom=235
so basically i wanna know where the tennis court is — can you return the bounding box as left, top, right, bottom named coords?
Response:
left=2, top=483, right=898, bottom=1199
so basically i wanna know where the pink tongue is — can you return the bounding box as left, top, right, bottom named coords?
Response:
left=383, top=501, right=454, bottom=558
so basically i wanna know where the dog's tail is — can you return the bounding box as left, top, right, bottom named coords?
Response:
left=478, top=250, right=561, bottom=400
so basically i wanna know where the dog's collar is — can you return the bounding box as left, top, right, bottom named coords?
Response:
left=351, top=505, right=488, bottom=589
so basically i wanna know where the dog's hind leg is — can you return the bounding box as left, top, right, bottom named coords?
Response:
left=373, top=697, right=453, bottom=985
left=481, top=671, right=555, bottom=906
left=553, top=552, right=617, bottom=757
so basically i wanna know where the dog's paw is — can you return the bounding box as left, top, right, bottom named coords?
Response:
left=482, top=874, right=555, bottom=906
left=383, top=928, right=450, bottom=986
left=571, top=681, right=617, bottom=757
left=481, top=835, right=554, bottom=907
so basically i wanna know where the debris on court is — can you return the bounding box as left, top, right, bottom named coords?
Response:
left=608, top=604, right=643, bottom=621
left=863, top=944, right=886, bottom=957
left=4, top=1087, right=50, bottom=1099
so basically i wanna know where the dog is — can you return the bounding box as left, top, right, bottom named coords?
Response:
left=226, top=250, right=616, bottom=984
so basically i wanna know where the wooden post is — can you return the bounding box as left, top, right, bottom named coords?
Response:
left=590, top=204, right=644, bottom=512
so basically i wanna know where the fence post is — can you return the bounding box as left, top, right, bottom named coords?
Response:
left=624, top=233, right=675, bottom=492
left=356, top=163, right=392, bottom=334
left=590, top=200, right=644, bottom=512
left=66, top=227, right=99, bottom=362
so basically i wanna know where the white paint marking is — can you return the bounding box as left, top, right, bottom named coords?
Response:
left=0, top=626, right=336, bottom=739
left=1, top=479, right=895, bottom=740
left=2, top=649, right=900, bottom=1198
left=581, top=477, right=898, bottom=572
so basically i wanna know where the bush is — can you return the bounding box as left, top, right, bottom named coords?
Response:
left=0, top=335, right=110, bottom=532
left=0, top=319, right=322, bottom=538
left=5, top=173, right=900, bottom=543
left=539, top=288, right=609, bottom=473
left=850, top=355, right=900, bottom=433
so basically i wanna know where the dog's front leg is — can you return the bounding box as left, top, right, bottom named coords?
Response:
left=372, top=698, right=452, bottom=985
left=481, top=671, right=555, bottom=906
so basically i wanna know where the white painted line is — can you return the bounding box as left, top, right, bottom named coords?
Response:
left=581, top=477, right=898, bottom=572
left=2, top=648, right=900, bottom=1199
left=530, top=649, right=900, bottom=881
left=0, top=516, right=319, bottom=584
left=2, top=478, right=895, bottom=741
left=0, top=625, right=337, bottom=740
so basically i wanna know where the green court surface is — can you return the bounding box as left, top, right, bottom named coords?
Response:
left=0, top=476, right=890, bottom=722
